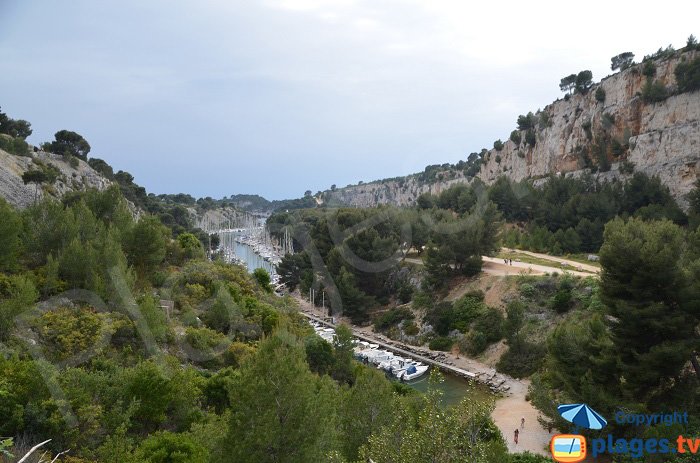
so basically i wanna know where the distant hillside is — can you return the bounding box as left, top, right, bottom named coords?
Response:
left=320, top=44, right=700, bottom=209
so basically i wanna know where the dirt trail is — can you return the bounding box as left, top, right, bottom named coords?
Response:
left=295, top=295, right=552, bottom=456
left=502, top=248, right=601, bottom=274
left=405, top=254, right=598, bottom=279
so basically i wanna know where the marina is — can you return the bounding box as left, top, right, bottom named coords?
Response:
left=302, top=311, right=512, bottom=395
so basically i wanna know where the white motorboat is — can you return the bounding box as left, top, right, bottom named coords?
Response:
left=400, top=364, right=429, bottom=381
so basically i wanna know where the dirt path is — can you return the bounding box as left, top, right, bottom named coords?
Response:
left=502, top=248, right=600, bottom=274
left=295, top=295, right=552, bottom=456
left=482, top=257, right=596, bottom=278
left=406, top=256, right=597, bottom=279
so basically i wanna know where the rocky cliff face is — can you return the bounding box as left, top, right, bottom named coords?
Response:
left=323, top=50, right=700, bottom=208
left=0, top=147, right=112, bottom=208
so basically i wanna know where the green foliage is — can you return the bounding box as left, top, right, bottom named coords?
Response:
left=136, top=431, right=207, bottom=463
left=599, top=218, right=698, bottom=399
left=496, top=334, right=547, bottom=378
left=509, top=130, right=522, bottom=144
left=641, top=78, right=669, bottom=103
left=359, top=383, right=506, bottom=462
left=516, top=112, right=537, bottom=130
left=0, top=198, right=22, bottom=271
left=575, top=70, right=593, bottom=94
left=373, top=306, right=414, bottom=331
left=493, top=139, right=504, bottom=151
left=35, top=306, right=103, bottom=361
left=305, top=335, right=335, bottom=375
left=88, top=157, right=115, bottom=179
left=252, top=268, right=272, bottom=292
left=123, top=217, right=168, bottom=277
left=429, top=336, right=454, bottom=351
left=221, top=330, right=339, bottom=462
left=524, top=128, right=536, bottom=147
left=0, top=107, right=32, bottom=138
left=48, top=130, right=91, bottom=160
left=595, top=86, right=606, bottom=102
left=0, top=134, right=31, bottom=156
left=177, top=232, right=204, bottom=260
left=675, top=56, right=700, bottom=93
left=611, top=52, right=635, bottom=71
left=0, top=274, right=38, bottom=341
left=559, top=74, right=576, bottom=94
left=338, top=367, right=395, bottom=461
left=642, top=60, right=656, bottom=77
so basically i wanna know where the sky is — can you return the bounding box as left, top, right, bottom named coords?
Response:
left=1, top=1, right=698, bottom=200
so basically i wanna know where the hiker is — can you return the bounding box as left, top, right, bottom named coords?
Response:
left=509, top=258, right=513, bottom=265
left=504, top=258, right=508, bottom=264
left=521, top=417, right=525, bottom=429
left=514, top=429, right=519, bottom=444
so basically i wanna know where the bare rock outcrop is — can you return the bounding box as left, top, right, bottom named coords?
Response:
left=0, top=147, right=112, bottom=208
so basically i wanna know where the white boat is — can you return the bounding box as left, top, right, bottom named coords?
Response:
left=401, top=364, right=429, bottom=381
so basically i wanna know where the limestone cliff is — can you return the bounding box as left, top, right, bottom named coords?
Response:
left=322, top=49, right=700, bottom=208
left=0, top=146, right=112, bottom=208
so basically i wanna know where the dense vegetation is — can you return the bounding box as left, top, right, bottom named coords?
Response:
left=525, top=217, right=700, bottom=461
left=0, top=186, right=542, bottom=462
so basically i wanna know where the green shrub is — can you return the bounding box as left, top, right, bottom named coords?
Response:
left=493, top=139, right=504, bottom=151
left=641, top=79, right=669, bottom=103
left=516, top=112, right=537, bottom=130
left=462, top=330, right=488, bottom=355
left=550, top=289, right=573, bottom=313
left=595, top=87, right=606, bottom=103
left=0, top=135, right=30, bottom=156
left=519, top=283, right=536, bottom=298
left=496, top=335, right=546, bottom=378
left=509, top=130, right=522, bottom=145
left=524, top=129, right=536, bottom=147
left=429, top=336, right=454, bottom=351
left=374, top=307, right=414, bottom=331
left=642, top=61, right=656, bottom=77
left=675, top=56, right=700, bottom=93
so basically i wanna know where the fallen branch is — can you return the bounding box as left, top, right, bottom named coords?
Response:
left=17, top=439, right=51, bottom=463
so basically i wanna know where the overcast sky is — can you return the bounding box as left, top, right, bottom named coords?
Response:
left=1, top=1, right=697, bottom=199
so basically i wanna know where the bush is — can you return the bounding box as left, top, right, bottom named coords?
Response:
left=641, top=79, right=669, bottom=103
left=429, top=336, right=454, bottom=351
left=675, top=56, right=700, bottom=93
left=595, top=87, right=606, bottom=103
left=374, top=307, right=414, bottom=331
left=524, top=129, right=536, bottom=147
left=550, top=289, right=573, bottom=313
left=496, top=335, right=546, bottom=378
left=0, top=135, right=31, bottom=156
left=516, top=112, right=537, bottom=130
left=462, top=330, right=488, bottom=355
left=509, top=130, right=522, bottom=145
left=493, top=139, right=504, bottom=151
left=642, top=61, right=656, bottom=77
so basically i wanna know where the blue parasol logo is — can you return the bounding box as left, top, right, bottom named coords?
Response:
left=557, top=403, right=607, bottom=430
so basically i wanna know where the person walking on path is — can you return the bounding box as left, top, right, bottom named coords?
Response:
left=521, top=417, right=525, bottom=429
left=514, top=429, right=519, bottom=445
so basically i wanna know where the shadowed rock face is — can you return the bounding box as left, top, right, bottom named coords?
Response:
left=324, top=50, right=700, bottom=209
left=0, top=148, right=112, bottom=208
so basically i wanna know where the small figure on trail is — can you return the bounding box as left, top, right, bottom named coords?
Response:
left=548, top=424, right=553, bottom=434
left=521, top=417, right=525, bottom=429
left=514, top=429, right=519, bottom=444
left=504, top=258, right=508, bottom=264
left=509, top=259, right=513, bottom=265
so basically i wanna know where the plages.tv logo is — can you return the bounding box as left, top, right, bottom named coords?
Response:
left=551, top=403, right=607, bottom=463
